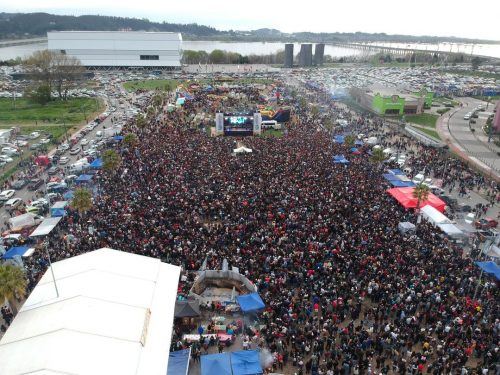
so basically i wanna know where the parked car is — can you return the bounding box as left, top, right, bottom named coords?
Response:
left=27, top=179, right=43, bottom=191
left=47, top=166, right=60, bottom=176
left=4, top=197, right=24, bottom=210
left=70, top=146, right=82, bottom=155
left=12, top=179, right=28, bottom=190
left=29, top=143, right=42, bottom=150
left=59, top=143, right=70, bottom=151
left=474, top=218, right=498, bottom=230
left=1, top=147, right=19, bottom=156
left=0, top=189, right=15, bottom=201
left=0, top=154, right=14, bottom=163
left=59, top=156, right=70, bottom=164
left=80, top=138, right=89, bottom=146
left=39, top=138, right=51, bottom=145
left=29, top=131, right=41, bottom=139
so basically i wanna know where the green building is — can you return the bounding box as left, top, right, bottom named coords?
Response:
left=372, top=93, right=405, bottom=115
left=413, top=88, right=434, bottom=108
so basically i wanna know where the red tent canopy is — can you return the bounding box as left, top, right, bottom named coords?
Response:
left=387, top=187, right=446, bottom=212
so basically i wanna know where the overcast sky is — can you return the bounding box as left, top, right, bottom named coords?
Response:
left=2, top=0, right=500, bottom=41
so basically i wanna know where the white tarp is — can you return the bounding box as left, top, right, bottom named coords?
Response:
left=233, top=146, right=252, bottom=154
left=437, top=223, right=466, bottom=241
left=421, top=205, right=452, bottom=226
left=29, top=217, right=63, bottom=237
left=0, top=248, right=181, bottom=375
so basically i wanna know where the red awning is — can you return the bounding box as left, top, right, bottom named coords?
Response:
left=387, top=187, right=446, bottom=212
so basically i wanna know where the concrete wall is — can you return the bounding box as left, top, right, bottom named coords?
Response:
left=299, top=44, right=313, bottom=67
left=284, top=44, right=294, bottom=68
left=314, top=43, right=325, bottom=66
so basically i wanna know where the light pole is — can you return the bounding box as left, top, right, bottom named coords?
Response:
left=43, top=239, right=60, bottom=298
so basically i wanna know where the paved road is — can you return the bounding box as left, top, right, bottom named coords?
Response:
left=437, top=97, right=500, bottom=181
left=0, top=103, right=128, bottom=231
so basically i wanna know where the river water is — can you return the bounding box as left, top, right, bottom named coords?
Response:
left=1, top=40, right=499, bottom=61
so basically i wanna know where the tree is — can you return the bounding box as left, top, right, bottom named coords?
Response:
left=136, top=115, right=147, bottom=131
left=345, top=134, right=356, bottom=146
left=23, top=50, right=85, bottom=101
left=0, top=263, right=27, bottom=315
left=412, top=183, right=430, bottom=212
left=209, top=49, right=225, bottom=64
left=471, top=56, right=483, bottom=71
left=102, top=149, right=121, bottom=172
left=124, top=133, right=138, bottom=147
left=370, top=147, right=386, bottom=168
left=24, top=84, right=51, bottom=105
left=71, top=187, right=93, bottom=216
left=152, top=94, right=163, bottom=109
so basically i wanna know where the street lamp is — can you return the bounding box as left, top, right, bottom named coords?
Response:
left=43, top=239, right=60, bottom=298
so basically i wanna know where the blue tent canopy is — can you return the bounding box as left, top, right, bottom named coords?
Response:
left=167, top=349, right=190, bottom=375
left=2, top=246, right=30, bottom=260
left=113, top=135, right=124, bottom=141
left=90, top=158, right=102, bottom=169
left=475, top=261, right=500, bottom=281
left=51, top=208, right=66, bottom=217
left=231, top=350, right=263, bottom=375
left=334, top=135, right=345, bottom=144
left=333, top=155, right=349, bottom=164
left=383, top=173, right=400, bottom=181
left=388, top=169, right=405, bottom=175
left=201, top=353, right=232, bottom=375
left=63, top=190, right=74, bottom=200
left=76, top=174, right=93, bottom=183
left=354, top=140, right=364, bottom=146
left=390, top=180, right=416, bottom=187
left=236, top=292, right=265, bottom=313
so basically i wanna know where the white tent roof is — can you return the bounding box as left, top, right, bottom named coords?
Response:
left=421, top=205, right=452, bottom=225
left=233, top=146, right=253, bottom=153
left=29, top=217, right=62, bottom=237
left=0, top=248, right=181, bottom=375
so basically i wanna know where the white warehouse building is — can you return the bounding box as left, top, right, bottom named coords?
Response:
left=48, top=31, right=182, bottom=69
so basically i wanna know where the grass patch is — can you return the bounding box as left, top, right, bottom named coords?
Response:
left=260, top=129, right=284, bottom=138
left=472, top=95, right=500, bottom=101
left=405, top=113, right=438, bottom=128
left=123, top=78, right=275, bottom=92
left=433, top=97, right=459, bottom=107
left=437, top=108, right=451, bottom=115
left=0, top=97, right=104, bottom=125
left=414, top=126, right=440, bottom=140
left=0, top=165, right=18, bottom=185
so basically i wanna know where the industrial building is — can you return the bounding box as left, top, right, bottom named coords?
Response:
left=48, top=31, right=182, bottom=69
left=299, top=44, right=313, bottom=67
left=284, top=43, right=294, bottom=68
left=350, top=87, right=428, bottom=115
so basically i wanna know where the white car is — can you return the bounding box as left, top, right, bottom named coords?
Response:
left=83, top=149, right=98, bottom=157
left=80, top=138, right=89, bottom=146
left=0, top=154, right=14, bottom=163
left=31, top=198, right=49, bottom=208
left=59, top=156, right=70, bottom=164
left=39, top=138, right=51, bottom=144
left=1, top=147, right=19, bottom=156
left=30, top=131, right=41, bottom=139
left=14, top=140, right=28, bottom=147
left=0, top=189, right=15, bottom=201
left=59, top=143, right=70, bottom=151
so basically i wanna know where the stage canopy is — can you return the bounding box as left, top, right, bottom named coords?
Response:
left=30, top=217, right=62, bottom=237
left=236, top=292, right=265, bottom=313
left=388, top=169, right=405, bottom=175
left=475, top=261, right=500, bottom=280
left=389, top=180, right=416, bottom=187
left=387, top=187, right=446, bottom=212
left=383, top=173, right=400, bottom=181
left=167, top=349, right=190, bottom=375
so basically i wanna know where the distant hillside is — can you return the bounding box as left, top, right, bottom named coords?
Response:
left=0, top=12, right=498, bottom=44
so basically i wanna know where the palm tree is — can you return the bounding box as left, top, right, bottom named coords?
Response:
left=71, top=187, right=93, bottom=216
left=0, top=263, right=27, bottom=315
left=152, top=94, right=163, bottom=109
left=136, top=115, right=147, bottom=132
left=370, top=147, right=386, bottom=169
left=124, top=133, right=138, bottom=147
left=345, top=134, right=356, bottom=146
left=102, top=149, right=121, bottom=172
left=412, top=183, right=430, bottom=212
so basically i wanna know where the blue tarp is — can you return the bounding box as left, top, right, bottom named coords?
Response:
left=388, top=169, right=405, bottom=175
left=333, top=155, right=349, bottom=164
left=167, top=349, right=190, bottom=375
left=113, top=135, right=124, bottom=141
left=475, top=261, right=500, bottom=281
left=201, top=353, right=232, bottom=375
left=390, top=180, right=416, bottom=187
left=2, top=246, right=30, bottom=260
left=334, top=135, right=345, bottom=144
left=231, top=351, right=263, bottom=375
left=236, top=292, right=265, bottom=313
left=383, top=173, right=400, bottom=181
left=90, top=158, right=102, bottom=169
left=63, top=190, right=74, bottom=200
left=51, top=208, right=66, bottom=217
left=76, top=174, right=93, bottom=183
left=354, top=140, right=364, bottom=146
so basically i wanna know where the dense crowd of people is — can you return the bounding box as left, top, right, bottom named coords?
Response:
left=6, top=83, right=500, bottom=374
